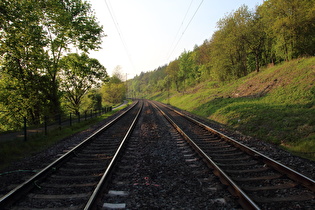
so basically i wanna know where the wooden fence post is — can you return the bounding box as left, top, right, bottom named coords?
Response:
left=44, top=116, right=47, bottom=135
left=24, top=117, right=27, bottom=141
left=59, top=114, right=62, bottom=130
left=70, top=113, right=72, bottom=126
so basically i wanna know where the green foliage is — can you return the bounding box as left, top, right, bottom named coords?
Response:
left=166, top=60, right=180, bottom=92
left=129, top=66, right=167, bottom=98
left=59, top=53, right=108, bottom=113
left=101, top=76, right=126, bottom=106
left=258, top=0, right=315, bottom=61
left=81, top=89, right=103, bottom=111
left=0, top=0, right=104, bottom=131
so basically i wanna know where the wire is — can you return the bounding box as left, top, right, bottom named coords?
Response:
left=166, top=0, right=194, bottom=61
left=166, top=0, right=204, bottom=62
left=104, top=0, right=135, bottom=71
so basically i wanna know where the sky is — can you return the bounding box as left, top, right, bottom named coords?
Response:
left=88, top=0, right=263, bottom=79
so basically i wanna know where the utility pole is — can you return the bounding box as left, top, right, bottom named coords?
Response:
left=125, top=73, right=128, bottom=99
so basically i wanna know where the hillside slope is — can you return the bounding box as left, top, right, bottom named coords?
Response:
left=150, top=57, right=315, bottom=158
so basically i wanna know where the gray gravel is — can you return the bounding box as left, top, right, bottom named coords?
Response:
left=100, top=101, right=241, bottom=209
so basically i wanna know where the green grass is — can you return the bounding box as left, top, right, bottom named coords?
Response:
left=150, top=57, right=315, bottom=160
left=0, top=101, right=131, bottom=170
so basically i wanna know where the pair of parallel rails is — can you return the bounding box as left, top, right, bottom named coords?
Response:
left=0, top=100, right=314, bottom=209
left=0, top=101, right=142, bottom=209
left=151, top=101, right=315, bottom=209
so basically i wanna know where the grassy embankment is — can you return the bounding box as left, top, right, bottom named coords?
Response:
left=149, top=57, right=315, bottom=160
left=0, top=101, right=132, bottom=170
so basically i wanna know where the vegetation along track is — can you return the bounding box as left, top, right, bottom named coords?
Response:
left=0, top=101, right=142, bottom=209
left=152, top=100, right=315, bottom=209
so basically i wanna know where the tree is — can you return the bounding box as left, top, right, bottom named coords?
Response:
left=40, top=0, right=104, bottom=114
left=0, top=0, right=51, bottom=125
left=259, top=0, right=315, bottom=61
left=193, top=40, right=212, bottom=81
left=101, top=77, right=126, bottom=105
left=166, top=59, right=180, bottom=92
left=81, top=89, right=102, bottom=111
left=210, top=5, right=254, bottom=80
left=178, top=50, right=195, bottom=89
left=0, top=0, right=104, bottom=128
left=59, top=53, right=107, bottom=114
left=112, top=65, right=125, bottom=82
left=242, top=9, right=266, bottom=72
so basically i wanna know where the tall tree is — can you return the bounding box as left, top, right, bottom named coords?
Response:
left=242, top=9, right=266, bottom=72
left=40, top=0, right=104, bottom=114
left=178, top=50, right=194, bottom=90
left=166, top=59, right=180, bottom=92
left=59, top=53, right=107, bottom=114
left=193, top=40, right=212, bottom=80
left=259, top=0, right=315, bottom=61
left=210, top=5, right=253, bottom=80
left=0, top=0, right=104, bottom=128
left=0, top=0, right=50, bottom=125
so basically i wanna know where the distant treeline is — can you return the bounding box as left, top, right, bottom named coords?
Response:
left=129, top=0, right=315, bottom=97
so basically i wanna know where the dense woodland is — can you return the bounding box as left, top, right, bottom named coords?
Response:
left=1, top=0, right=315, bottom=132
left=0, top=0, right=126, bottom=131
left=129, top=0, right=315, bottom=98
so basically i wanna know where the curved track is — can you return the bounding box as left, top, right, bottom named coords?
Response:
left=0, top=101, right=142, bottom=209
left=152, top=100, right=315, bottom=209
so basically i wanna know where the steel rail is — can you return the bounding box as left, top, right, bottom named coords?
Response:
left=0, top=101, right=138, bottom=208
left=151, top=101, right=261, bottom=210
left=84, top=101, right=143, bottom=209
left=161, top=102, right=315, bottom=192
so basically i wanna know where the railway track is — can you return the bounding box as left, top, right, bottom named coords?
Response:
left=0, top=101, right=142, bottom=209
left=151, top=100, right=315, bottom=209
left=96, top=100, right=239, bottom=209
left=1, top=99, right=314, bottom=209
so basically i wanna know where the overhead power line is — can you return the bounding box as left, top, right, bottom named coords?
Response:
left=104, top=0, right=135, bottom=71
left=166, top=0, right=204, bottom=62
left=166, top=0, right=194, bottom=61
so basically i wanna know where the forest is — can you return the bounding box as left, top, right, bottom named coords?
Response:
left=0, top=0, right=126, bottom=131
left=128, top=0, right=315, bottom=98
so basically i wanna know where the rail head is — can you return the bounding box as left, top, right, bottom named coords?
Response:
left=156, top=101, right=315, bottom=192
left=0, top=101, right=139, bottom=208
left=150, top=101, right=261, bottom=210
left=84, top=101, right=143, bottom=209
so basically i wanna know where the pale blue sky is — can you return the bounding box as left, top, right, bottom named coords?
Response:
left=89, top=0, right=262, bottom=79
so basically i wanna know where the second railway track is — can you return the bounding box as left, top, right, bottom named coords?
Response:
left=152, top=100, right=315, bottom=209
